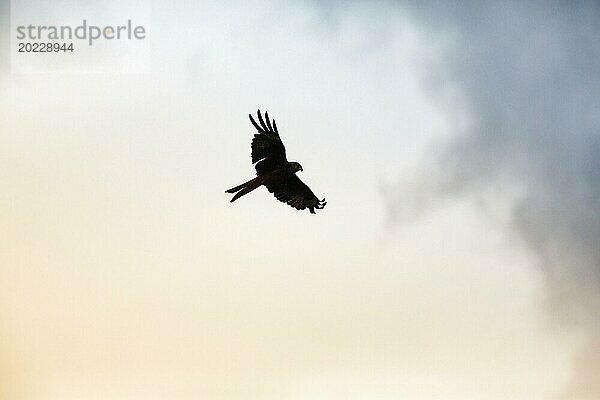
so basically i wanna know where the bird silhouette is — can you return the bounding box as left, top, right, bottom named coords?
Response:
left=226, top=110, right=326, bottom=214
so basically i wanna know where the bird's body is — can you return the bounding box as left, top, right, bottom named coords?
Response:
left=226, top=110, right=326, bottom=214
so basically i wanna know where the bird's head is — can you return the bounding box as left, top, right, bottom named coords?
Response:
left=289, top=162, right=303, bottom=172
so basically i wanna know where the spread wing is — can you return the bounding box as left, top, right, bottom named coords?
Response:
left=249, top=110, right=287, bottom=173
left=265, top=175, right=326, bottom=214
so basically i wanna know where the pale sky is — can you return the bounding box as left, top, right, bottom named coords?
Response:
left=1, top=1, right=597, bottom=399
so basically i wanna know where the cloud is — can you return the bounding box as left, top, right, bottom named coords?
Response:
left=383, top=2, right=600, bottom=398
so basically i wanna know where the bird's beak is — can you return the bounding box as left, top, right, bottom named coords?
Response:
left=300, top=166, right=303, bottom=171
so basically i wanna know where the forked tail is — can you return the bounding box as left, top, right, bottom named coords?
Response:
left=225, top=177, right=262, bottom=202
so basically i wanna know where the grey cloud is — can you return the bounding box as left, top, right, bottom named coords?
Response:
left=385, top=2, right=600, bottom=398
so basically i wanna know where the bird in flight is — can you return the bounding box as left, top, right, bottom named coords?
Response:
left=226, top=110, right=326, bottom=214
